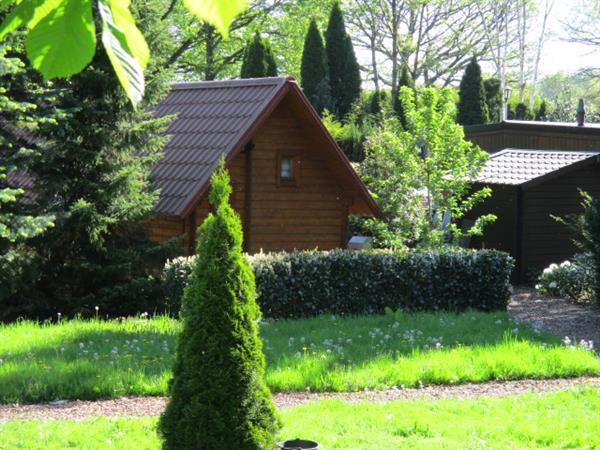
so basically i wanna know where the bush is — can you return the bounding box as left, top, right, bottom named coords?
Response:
left=536, top=253, right=595, bottom=303
left=162, top=249, right=514, bottom=319
left=159, top=164, right=280, bottom=449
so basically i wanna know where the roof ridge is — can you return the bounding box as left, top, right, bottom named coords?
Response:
left=501, top=148, right=600, bottom=155
left=171, top=77, right=293, bottom=90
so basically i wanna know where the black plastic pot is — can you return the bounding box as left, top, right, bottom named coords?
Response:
left=277, top=438, right=320, bottom=449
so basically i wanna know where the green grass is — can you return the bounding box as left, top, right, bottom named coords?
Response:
left=1, top=388, right=599, bottom=449
left=0, top=311, right=599, bottom=403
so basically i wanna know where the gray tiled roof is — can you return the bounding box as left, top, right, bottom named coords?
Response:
left=153, top=77, right=288, bottom=216
left=477, top=148, right=600, bottom=185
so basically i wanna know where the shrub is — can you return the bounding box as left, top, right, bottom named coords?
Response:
left=159, top=164, right=280, bottom=449
left=536, top=253, right=595, bottom=303
left=162, top=249, right=514, bottom=319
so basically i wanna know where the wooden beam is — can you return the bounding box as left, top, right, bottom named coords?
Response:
left=242, top=141, right=254, bottom=253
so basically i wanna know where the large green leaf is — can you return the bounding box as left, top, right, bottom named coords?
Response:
left=0, top=0, right=62, bottom=41
left=25, top=0, right=96, bottom=78
left=183, top=0, right=249, bottom=37
left=98, top=0, right=146, bottom=106
left=105, top=0, right=149, bottom=69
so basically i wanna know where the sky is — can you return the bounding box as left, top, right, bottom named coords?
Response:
left=537, top=0, right=599, bottom=75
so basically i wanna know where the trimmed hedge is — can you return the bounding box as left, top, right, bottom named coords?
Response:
left=162, top=249, right=514, bottom=319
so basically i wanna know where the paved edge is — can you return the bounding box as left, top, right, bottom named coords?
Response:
left=1, top=376, right=599, bottom=422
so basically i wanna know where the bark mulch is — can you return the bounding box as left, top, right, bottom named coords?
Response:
left=1, top=376, right=599, bottom=422
left=509, top=287, right=600, bottom=349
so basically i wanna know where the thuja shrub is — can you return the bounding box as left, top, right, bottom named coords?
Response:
left=158, top=164, right=280, bottom=449
left=163, top=249, right=513, bottom=319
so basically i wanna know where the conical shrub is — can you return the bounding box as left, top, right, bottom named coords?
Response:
left=159, top=162, right=280, bottom=449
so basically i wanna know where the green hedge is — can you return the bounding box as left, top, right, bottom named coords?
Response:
left=162, top=249, right=513, bottom=318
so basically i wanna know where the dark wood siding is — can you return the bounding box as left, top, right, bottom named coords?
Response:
left=467, top=129, right=600, bottom=153
left=465, top=184, right=519, bottom=257
left=522, top=164, right=600, bottom=274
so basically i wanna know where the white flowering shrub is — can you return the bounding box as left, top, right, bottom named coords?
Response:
left=162, top=249, right=514, bottom=318
left=536, top=253, right=595, bottom=302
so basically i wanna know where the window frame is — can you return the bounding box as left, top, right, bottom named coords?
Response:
left=276, top=150, right=301, bottom=187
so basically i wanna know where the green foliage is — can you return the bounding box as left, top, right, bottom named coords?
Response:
left=536, top=253, right=595, bottom=303
left=3, top=0, right=177, bottom=319
left=162, top=249, right=514, bottom=319
left=300, top=18, right=332, bottom=115
left=457, top=57, right=489, bottom=125
left=325, top=1, right=361, bottom=119
left=535, top=99, right=548, bottom=121
left=322, top=110, right=375, bottom=162
left=0, top=42, right=54, bottom=245
left=159, top=164, right=280, bottom=450
left=483, top=78, right=502, bottom=123
left=393, top=62, right=415, bottom=129
left=554, top=191, right=600, bottom=305
left=359, top=87, right=495, bottom=249
left=0, top=0, right=248, bottom=105
left=514, top=102, right=533, bottom=120
left=240, top=31, right=277, bottom=78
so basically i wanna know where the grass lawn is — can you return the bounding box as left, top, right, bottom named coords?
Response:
left=1, top=388, right=599, bottom=449
left=0, top=311, right=599, bottom=403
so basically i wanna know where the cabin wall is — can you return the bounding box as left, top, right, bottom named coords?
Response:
left=170, top=101, right=351, bottom=254
left=465, top=184, right=519, bottom=258
left=145, top=215, right=185, bottom=244
left=467, top=130, right=600, bottom=153
left=521, top=164, right=600, bottom=276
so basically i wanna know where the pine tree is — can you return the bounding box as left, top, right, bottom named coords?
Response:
left=21, top=0, right=175, bottom=317
left=535, top=100, right=548, bottom=121
left=240, top=32, right=278, bottom=79
left=393, top=63, right=415, bottom=129
left=457, top=57, right=489, bottom=125
left=0, top=41, right=54, bottom=245
left=514, top=102, right=533, bottom=120
left=301, top=19, right=332, bottom=114
left=483, top=78, right=502, bottom=123
left=325, top=2, right=361, bottom=119
left=159, top=163, right=280, bottom=450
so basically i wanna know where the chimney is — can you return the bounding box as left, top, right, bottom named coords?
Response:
left=577, top=99, right=586, bottom=126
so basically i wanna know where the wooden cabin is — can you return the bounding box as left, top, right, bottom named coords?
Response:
left=465, top=149, right=600, bottom=281
left=147, top=77, right=380, bottom=254
left=465, top=120, right=600, bottom=154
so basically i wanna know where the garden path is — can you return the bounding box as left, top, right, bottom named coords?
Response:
left=509, top=288, right=600, bottom=350
left=0, top=377, right=599, bottom=421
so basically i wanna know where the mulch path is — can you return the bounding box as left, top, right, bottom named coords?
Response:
left=1, top=377, right=599, bottom=422
left=509, top=287, right=600, bottom=350
left=1, top=288, right=599, bottom=422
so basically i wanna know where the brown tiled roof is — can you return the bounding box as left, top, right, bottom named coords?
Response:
left=153, top=77, right=288, bottom=216
left=477, top=148, right=600, bottom=186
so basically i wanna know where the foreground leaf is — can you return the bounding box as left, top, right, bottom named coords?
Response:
left=183, top=0, right=249, bottom=37
left=98, top=0, right=146, bottom=106
left=25, top=0, right=96, bottom=78
left=0, top=0, right=61, bottom=41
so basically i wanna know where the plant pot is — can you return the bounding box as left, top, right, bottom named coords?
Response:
left=277, top=438, right=320, bottom=449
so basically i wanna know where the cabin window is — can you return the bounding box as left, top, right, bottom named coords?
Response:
left=281, top=158, right=293, bottom=179
left=277, top=151, right=299, bottom=186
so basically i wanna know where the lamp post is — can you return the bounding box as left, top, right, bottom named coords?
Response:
left=502, top=87, right=511, bottom=122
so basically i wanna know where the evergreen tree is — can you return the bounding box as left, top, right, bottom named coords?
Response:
left=159, top=163, right=280, bottom=450
left=21, top=0, right=175, bottom=317
left=240, top=32, right=278, bottom=79
left=393, top=63, right=415, bottom=129
left=368, top=90, right=383, bottom=116
left=514, top=102, right=533, bottom=120
left=325, top=2, right=361, bottom=119
left=457, top=57, right=489, bottom=125
left=483, top=78, right=502, bottom=123
left=0, top=42, right=54, bottom=245
left=301, top=19, right=332, bottom=114
left=535, top=100, right=548, bottom=121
